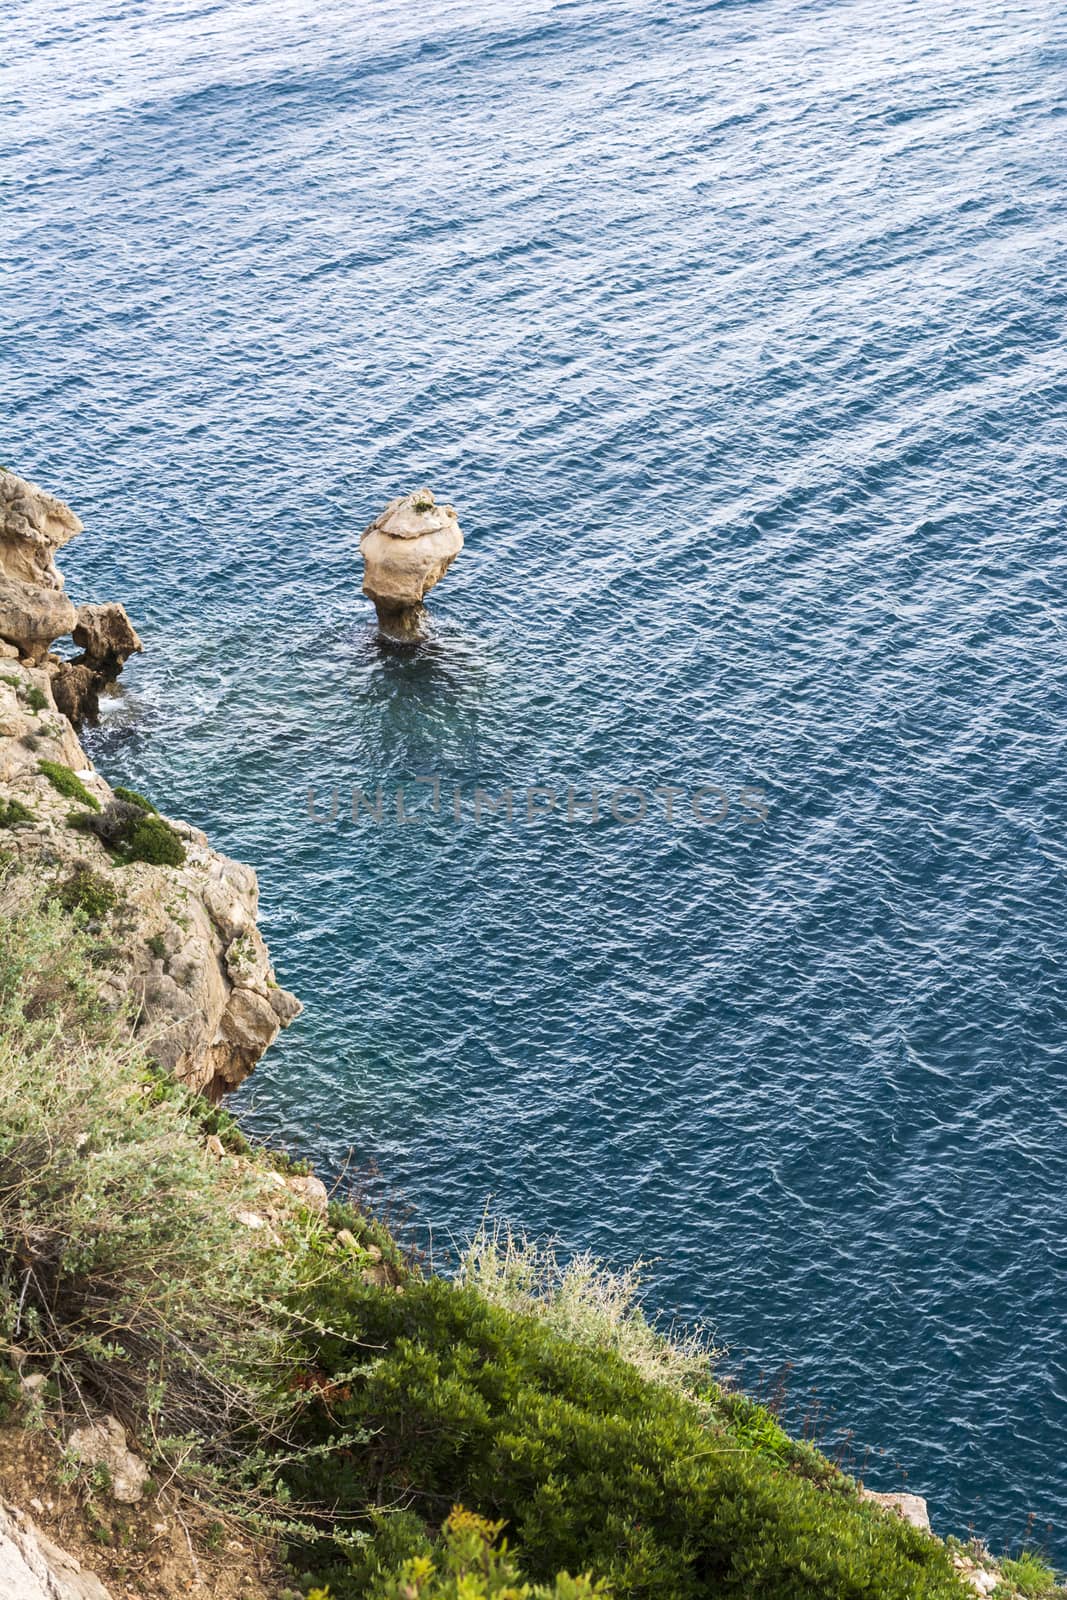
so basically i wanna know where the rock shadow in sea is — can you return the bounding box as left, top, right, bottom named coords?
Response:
left=351, top=620, right=502, bottom=774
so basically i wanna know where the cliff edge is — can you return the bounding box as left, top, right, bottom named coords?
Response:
left=0, top=468, right=299, bottom=1098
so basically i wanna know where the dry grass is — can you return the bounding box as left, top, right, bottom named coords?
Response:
left=456, top=1215, right=720, bottom=1398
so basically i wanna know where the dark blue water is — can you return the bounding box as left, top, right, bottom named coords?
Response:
left=4, top=0, right=1066, bottom=1557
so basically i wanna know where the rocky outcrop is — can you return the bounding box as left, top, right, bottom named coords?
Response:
left=0, top=472, right=81, bottom=666
left=0, top=1500, right=112, bottom=1600
left=0, top=470, right=300, bottom=1099
left=71, top=602, right=143, bottom=673
left=360, top=488, right=463, bottom=638
left=50, top=603, right=144, bottom=724
left=858, top=1489, right=931, bottom=1531
left=1, top=472, right=143, bottom=722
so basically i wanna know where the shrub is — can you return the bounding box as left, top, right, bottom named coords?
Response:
left=0, top=887, right=326, bottom=1523
left=370, top=1508, right=608, bottom=1599
left=23, top=685, right=48, bottom=713
left=121, top=811, right=186, bottom=866
left=53, top=864, right=120, bottom=919
left=38, top=759, right=100, bottom=811
left=0, top=798, right=33, bottom=829
left=68, top=798, right=186, bottom=868
left=283, top=1275, right=971, bottom=1600
left=113, top=786, right=158, bottom=813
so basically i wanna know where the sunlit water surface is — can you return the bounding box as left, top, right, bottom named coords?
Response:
left=3, top=0, right=1066, bottom=1554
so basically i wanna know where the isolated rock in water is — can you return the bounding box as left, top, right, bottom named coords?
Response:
left=858, top=1489, right=931, bottom=1532
left=73, top=602, right=143, bottom=672
left=360, top=488, right=463, bottom=637
left=0, top=1501, right=112, bottom=1600
left=67, top=1416, right=149, bottom=1505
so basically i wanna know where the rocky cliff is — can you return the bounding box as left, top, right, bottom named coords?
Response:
left=0, top=468, right=299, bottom=1099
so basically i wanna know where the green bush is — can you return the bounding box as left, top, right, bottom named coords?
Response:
left=23, top=685, right=48, bottom=713
left=68, top=798, right=186, bottom=868
left=38, top=759, right=100, bottom=811
left=369, top=1508, right=608, bottom=1599
left=53, top=865, right=120, bottom=920
left=284, top=1276, right=970, bottom=1600
left=113, top=786, right=158, bottom=813
left=0, top=798, right=33, bottom=829
left=121, top=812, right=186, bottom=866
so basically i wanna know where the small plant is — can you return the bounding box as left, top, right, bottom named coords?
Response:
left=113, top=786, right=158, bottom=813
left=0, top=798, right=33, bottom=829
left=53, top=865, right=120, bottom=920
left=413, top=497, right=434, bottom=513
left=19, top=734, right=40, bottom=752
left=146, top=932, right=167, bottom=960
left=998, top=1551, right=1062, bottom=1597
left=38, top=759, right=100, bottom=811
left=370, top=1508, right=608, bottom=1598
left=23, top=685, right=48, bottom=713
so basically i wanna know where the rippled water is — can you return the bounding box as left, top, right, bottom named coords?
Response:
left=4, top=0, right=1067, bottom=1556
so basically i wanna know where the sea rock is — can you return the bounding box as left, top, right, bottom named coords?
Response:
left=72, top=603, right=143, bottom=673
left=66, top=1416, right=149, bottom=1505
left=0, top=1501, right=111, bottom=1600
left=858, top=1489, right=931, bottom=1532
left=360, top=488, right=463, bottom=637
left=49, top=662, right=100, bottom=726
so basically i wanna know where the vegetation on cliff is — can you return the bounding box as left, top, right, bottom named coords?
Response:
left=0, top=876, right=1059, bottom=1599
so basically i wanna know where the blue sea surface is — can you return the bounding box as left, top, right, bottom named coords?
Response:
left=3, top=0, right=1066, bottom=1556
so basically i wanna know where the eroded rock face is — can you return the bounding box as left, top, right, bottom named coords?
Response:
left=0, top=470, right=300, bottom=1099
left=0, top=472, right=82, bottom=665
left=72, top=603, right=143, bottom=673
left=360, top=488, right=463, bottom=637
left=0, top=472, right=142, bottom=713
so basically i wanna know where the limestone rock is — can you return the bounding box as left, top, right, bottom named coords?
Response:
left=360, top=488, right=462, bottom=636
left=0, top=471, right=143, bottom=711
left=66, top=1416, right=148, bottom=1505
left=0, top=469, right=82, bottom=587
left=0, top=471, right=82, bottom=663
left=72, top=603, right=143, bottom=673
left=285, top=1172, right=330, bottom=1215
left=951, top=1555, right=1000, bottom=1596
left=0, top=467, right=301, bottom=1099
left=0, top=1501, right=111, bottom=1600
left=49, top=662, right=100, bottom=726
left=858, top=1489, right=931, bottom=1532
left=0, top=577, right=77, bottom=664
